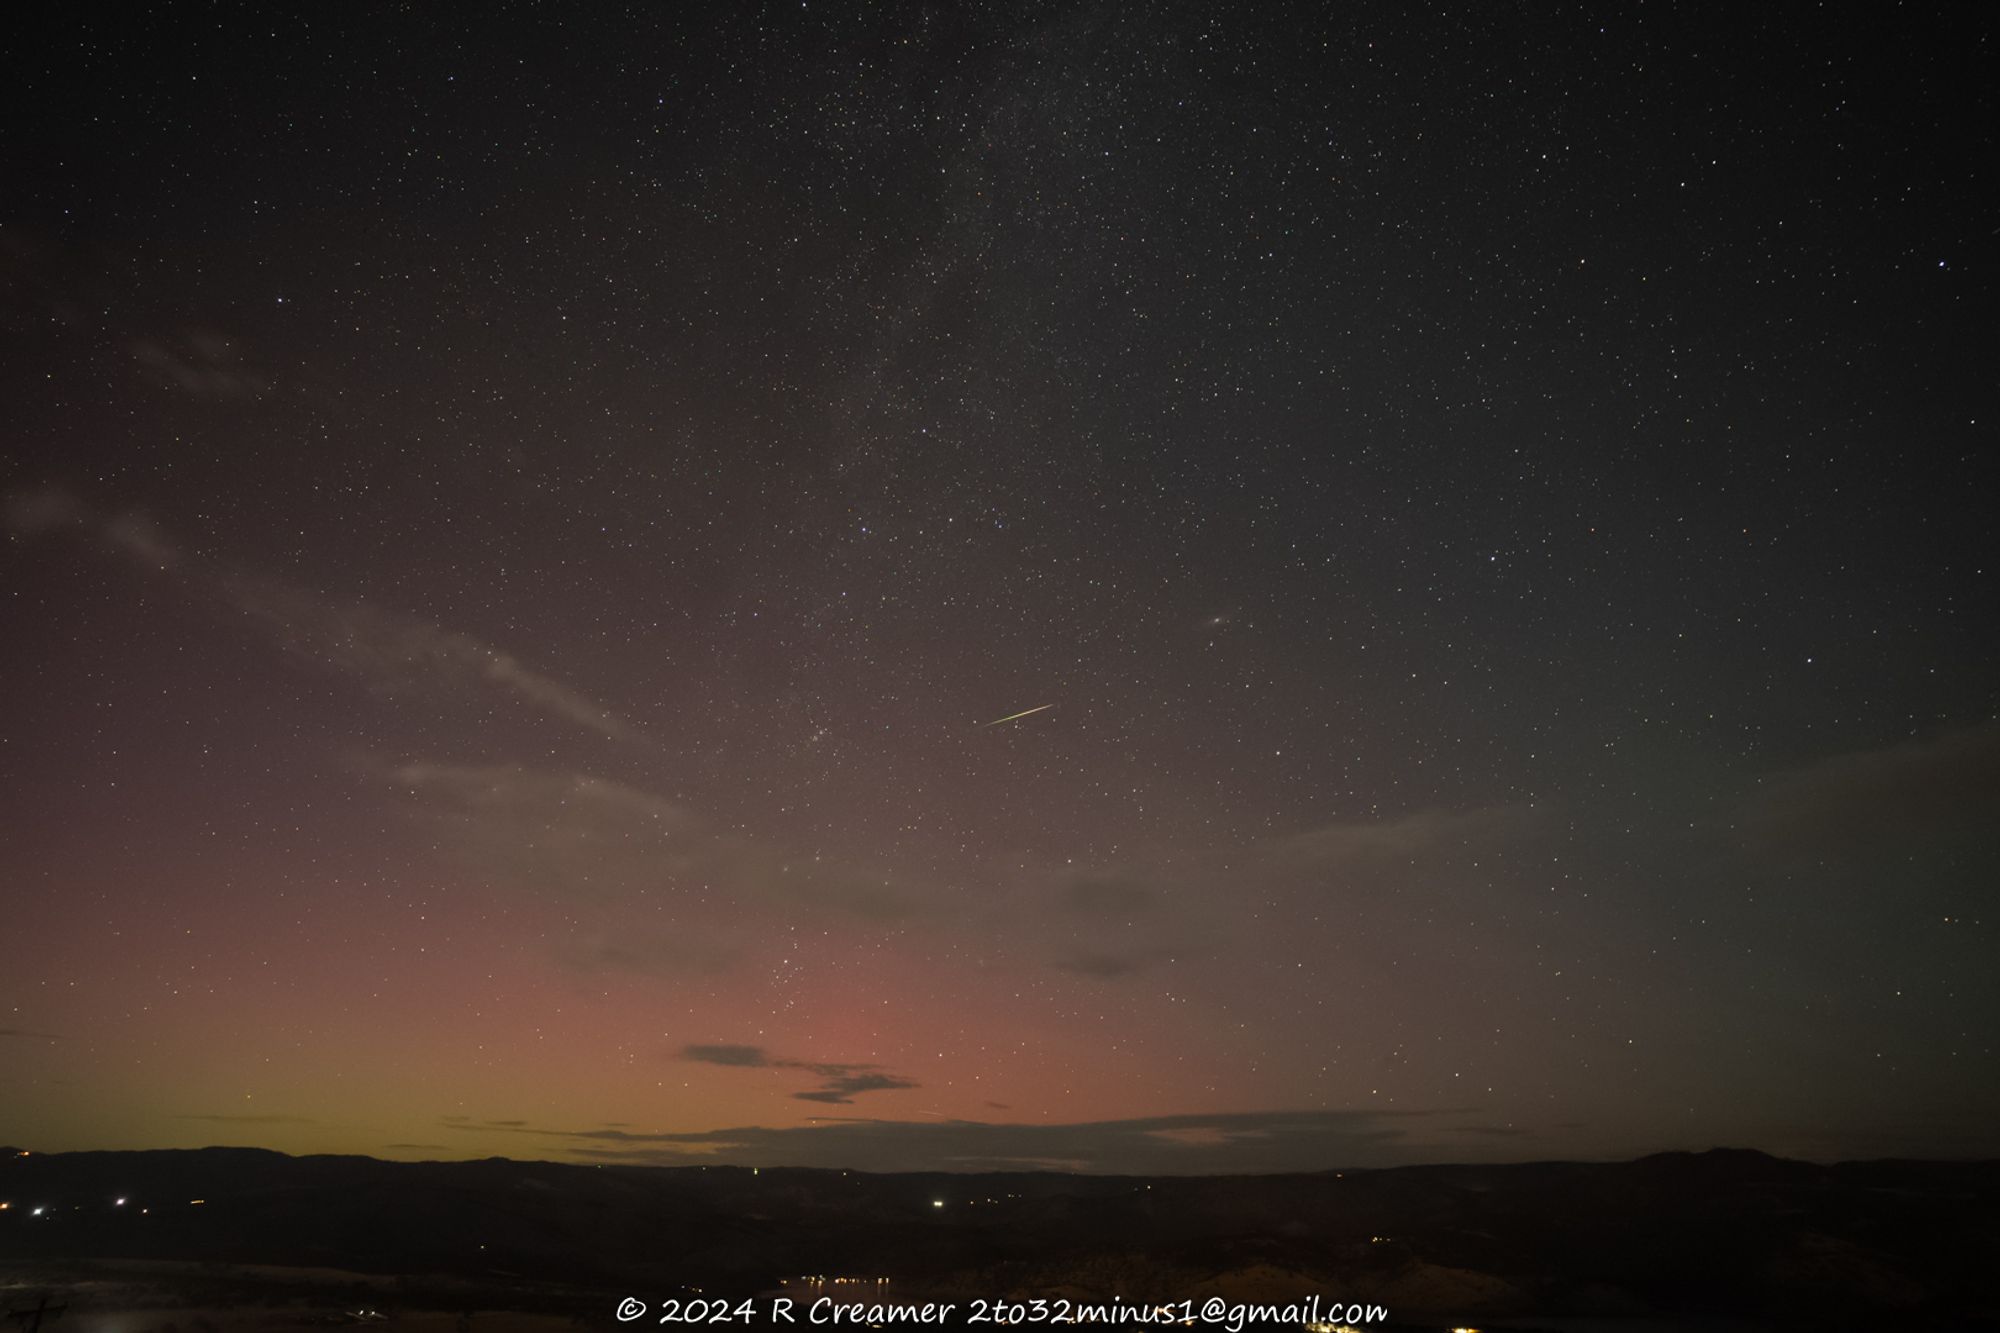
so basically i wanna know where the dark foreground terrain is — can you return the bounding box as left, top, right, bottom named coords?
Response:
left=2, top=1146, right=1995, bottom=1331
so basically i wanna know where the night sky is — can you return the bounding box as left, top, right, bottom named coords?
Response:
left=3, top=3, right=1995, bottom=1174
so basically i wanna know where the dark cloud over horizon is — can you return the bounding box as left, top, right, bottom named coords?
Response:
left=445, top=1108, right=1505, bottom=1175
left=680, top=1044, right=921, bottom=1105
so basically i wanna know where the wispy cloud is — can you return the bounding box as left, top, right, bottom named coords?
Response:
left=6, top=486, right=177, bottom=570
left=6, top=485, right=633, bottom=738
left=681, top=1044, right=770, bottom=1067
left=1141, top=1124, right=1269, bottom=1148
left=174, top=1113, right=315, bottom=1125
left=8, top=487, right=938, bottom=981
left=8, top=483, right=1577, bottom=1001
left=442, top=1107, right=1496, bottom=1174
left=230, top=577, right=633, bottom=739
left=1264, top=803, right=1546, bottom=876
left=793, top=1072, right=921, bottom=1104
left=131, top=330, right=269, bottom=400
left=1737, top=723, right=2000, bottom=856
left=1018, top=801, right=1549, bottom=983
left=679, top=1043, right=920, bottom=1104
left=387, top=763, right=914, bottom=933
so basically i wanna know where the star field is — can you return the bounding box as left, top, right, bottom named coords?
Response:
left=1, top=1, right=1994, bottom=1172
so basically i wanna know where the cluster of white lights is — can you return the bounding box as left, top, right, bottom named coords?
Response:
left=2, top=1196, right=145, bottom=1213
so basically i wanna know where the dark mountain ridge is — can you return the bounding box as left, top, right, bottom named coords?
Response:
left=4, top=1146, right=1997, bottom=1327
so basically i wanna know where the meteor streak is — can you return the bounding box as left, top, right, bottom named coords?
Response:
left=980, top=703, right=1053, bottom=727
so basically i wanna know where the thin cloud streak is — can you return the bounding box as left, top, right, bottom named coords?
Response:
left=442, top=1107, right=1502, bottom=1174
left=385, top=763, right=916, bottom=933
left=678, top=1043, right=921, bottom=1104
left=6, top=485, right=635, bottom=740
left=1736, top=722, right=2000, bottom=857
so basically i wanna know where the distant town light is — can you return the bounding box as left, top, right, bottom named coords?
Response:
left=931, top=1199, right=944, bottom=1208
left=115, top=1197, right=127, bottom=1206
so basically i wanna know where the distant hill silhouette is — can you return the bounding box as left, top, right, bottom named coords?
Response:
left=4, top=1146, right=1998, bottom=1327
